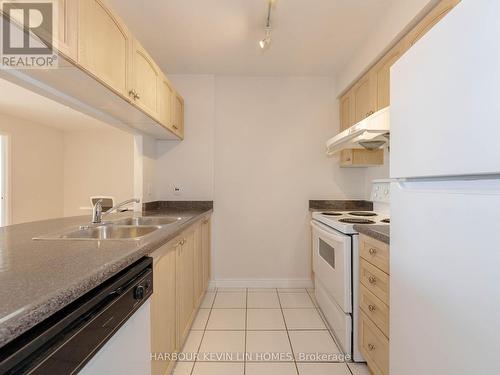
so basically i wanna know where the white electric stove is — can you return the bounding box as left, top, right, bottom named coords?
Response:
left=311, top=180, right=390, bottom=362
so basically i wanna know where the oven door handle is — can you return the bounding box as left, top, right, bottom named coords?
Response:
left=311, top=220, right=350, bottom=242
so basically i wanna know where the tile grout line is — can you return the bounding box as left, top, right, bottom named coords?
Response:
left=277, top=289, right=300, bottom=375
left=189, top=289, right=218, bottom=375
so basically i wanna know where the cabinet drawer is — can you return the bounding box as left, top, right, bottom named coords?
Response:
left=359, top=310, right=389, bottom=375
left=359, top=284, right=389, bottom=337
left=360, top=259, right=389, bottom=305
left=360, top=235, right=390, bottom=274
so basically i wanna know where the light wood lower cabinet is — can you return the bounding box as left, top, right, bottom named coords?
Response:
left=176, top=227, right=195, bottom=347
left=201, top=218, right=211, bottom=292
left=359, top=234, right=390, bottom=375
left=193, top=224, right=205, bottom=312
left=150, top=215, right=211, bottom=375
left=151, top=241, right=178, bottom=375
left=359, top=310, right=389, bottom=375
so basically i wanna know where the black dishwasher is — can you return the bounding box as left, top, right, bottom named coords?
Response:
left=0, top=257, right=153, bottom=375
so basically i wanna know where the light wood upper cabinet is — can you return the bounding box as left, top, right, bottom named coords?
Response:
left=151, top=242, right=178, bottom=375
left=78, top=0, right=131, bottom=97
left=406, top=0, right=460, bottom=47
left=54, top=0, right=78, bottom=61
left=172, top=92, right=185, bottom=138
left=371, top=42, right=406, bottom=111
left=129, top=39, right=160, bottom=117
left=353, top=74, right=375, bottom=123
left=340, top=90, right=354, bottom=131
left=158, top=74, right=175, bottom=130
left=176, top=229, right=195, bottom=347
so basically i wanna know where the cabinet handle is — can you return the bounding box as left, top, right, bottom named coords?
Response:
left=128, top=89, right=136, bottom=99
left=173, top=124, right=179, bottom=130
left=368, top=276, right=377, bottom=284
left=202, top=219, right=209, bottom=224
left=135, top=92, right=140, bottom=100
left=368, top=304, right=376, bottom=312
left=368, top=343, right=376, bottom=351
left=366, top=110, right=374, bottom=118
left=368, top=248, right=377, bottom=255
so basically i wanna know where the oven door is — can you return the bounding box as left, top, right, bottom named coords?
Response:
left=311, top=220, right=352, bottom=313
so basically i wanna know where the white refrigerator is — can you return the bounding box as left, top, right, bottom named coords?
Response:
left=390, top=0, right=500, bottom=374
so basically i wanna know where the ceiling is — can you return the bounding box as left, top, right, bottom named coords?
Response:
left=108, top=0, right=398, bottom=76
left=0, top=78, right=112, bottom=133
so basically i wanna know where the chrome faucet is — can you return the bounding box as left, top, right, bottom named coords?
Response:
left=91, top=198, right=140, bottom=224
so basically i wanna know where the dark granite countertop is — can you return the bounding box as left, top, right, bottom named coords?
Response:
left=309, top=200, right=373, bottom=212
left=0, top=208, right=212, bottom=348
left=354, top=224, right=390, bottom=244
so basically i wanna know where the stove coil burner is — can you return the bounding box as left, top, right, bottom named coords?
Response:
left=321, top=212, right=342, bottom=216
left=339, top=218, right=376, bottom=224
left=381, top=219, right=390, bottom=223
left=348, top=212, right=378, bottom=217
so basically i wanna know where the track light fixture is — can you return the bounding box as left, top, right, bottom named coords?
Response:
left=259, top=0, right=274, bottom=49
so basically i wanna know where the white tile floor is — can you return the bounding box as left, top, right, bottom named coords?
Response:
left=172, top=288, right=371, bottom=375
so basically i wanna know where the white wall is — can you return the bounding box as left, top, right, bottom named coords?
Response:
left=0, top=114, right=64, bottom=224
left=63, top=129, right=135, bottom=217
left=152, top=75, right=366, bottom=286
left=213, top=77, right=365, bottom=285
left=155, top=75, right=215, bottom=201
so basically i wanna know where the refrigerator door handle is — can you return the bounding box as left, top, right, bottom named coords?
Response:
left=393, top=178, right=500, bottom=195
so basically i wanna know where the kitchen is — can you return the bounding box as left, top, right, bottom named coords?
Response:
left=0, top=0, right=498, bottom=374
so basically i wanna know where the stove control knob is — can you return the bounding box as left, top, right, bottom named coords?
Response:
left=134, top=285, right=145, bottom=300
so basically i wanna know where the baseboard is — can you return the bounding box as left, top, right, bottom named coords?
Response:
left=208, top=278, right=314, bottom=289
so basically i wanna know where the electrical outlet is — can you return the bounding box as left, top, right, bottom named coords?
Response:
left=173, top=185, right=182, bottom=196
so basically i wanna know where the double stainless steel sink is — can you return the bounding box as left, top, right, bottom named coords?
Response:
left=34, top=216, right=185, bottom=241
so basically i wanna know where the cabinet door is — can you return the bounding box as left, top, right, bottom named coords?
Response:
left=78, top=0, right=130, bottom=97
left=130, top=39, right=160, bottom=117
left=158, top=74, right=175, bottom=131
left=353, top=74, right=374, bottom=123
left=339, top=90, right=354, bottom=131
left=55, top=0, right=78, bottom=61
left=176, top=230, right=195, bottom=347
left=193, top=224, right=204, bottom=307
left=371, top=42, right=406, bottom=111
left=151, top=244, right=177, bottom=375
left=172, top=92, right=184, bottom=138
left=406, top=0, right=460, bottom=47
left=201, top=217, right=211, bottom=291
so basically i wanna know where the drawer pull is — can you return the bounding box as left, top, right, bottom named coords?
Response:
left=368, top=304, right=376, bottom=312
left=368, top=247, right=377, bottom=255
left=368, top=276, right=377, bottom=284
left=368, top=343, right=376, bottom=351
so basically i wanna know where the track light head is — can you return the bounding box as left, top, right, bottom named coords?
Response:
left=259, top=27, right=272, bottom=49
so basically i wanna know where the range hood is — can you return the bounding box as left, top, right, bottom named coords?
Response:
left=326, top=107, right=390, bottom=155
